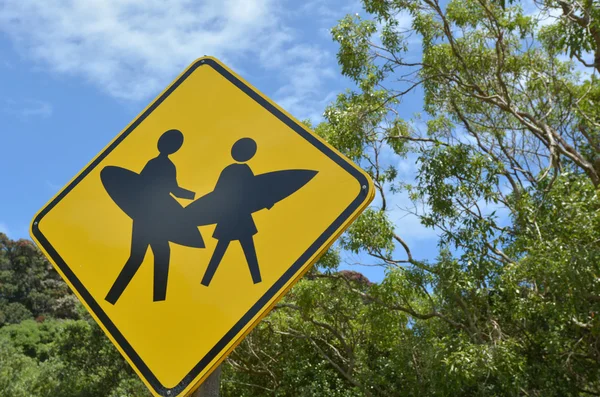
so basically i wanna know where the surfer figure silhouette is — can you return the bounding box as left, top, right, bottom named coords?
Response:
left=200, top=138, right=262, bottom=287
left=103, top=129, right=204, bottom=304
left=192, top=137, right=319, bottom=286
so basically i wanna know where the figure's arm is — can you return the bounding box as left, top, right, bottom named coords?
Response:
left=172, top=186, right=195, bottom=200
left=168, top=162, right=195, bottom=199
left=249, top=167, right=273, bottom=210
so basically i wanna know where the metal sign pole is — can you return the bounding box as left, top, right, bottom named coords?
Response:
left=189, top=364, right=222, bottom=397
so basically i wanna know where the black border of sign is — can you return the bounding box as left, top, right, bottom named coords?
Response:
left=31, top=58, right=371, bottom=396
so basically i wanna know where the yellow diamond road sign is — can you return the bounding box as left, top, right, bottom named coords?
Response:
left=30, top=56, right=374, bottom=397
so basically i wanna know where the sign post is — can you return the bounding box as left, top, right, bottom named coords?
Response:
left=30, top=56, right=374, bottom=397
left=190, top=364, right=221, bottom=397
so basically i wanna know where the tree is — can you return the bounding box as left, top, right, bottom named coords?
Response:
left=0, top=318, right=150, bottom=396
left=0, top=234, right=148, bottom=396
left=224, top=0, right=600, bottom=395
left=0, top=233, right=78, bottom=323
left=222, top=268, right=377, bottom=397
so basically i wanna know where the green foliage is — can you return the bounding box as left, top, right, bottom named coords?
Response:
left=222, top=274, right=375, bottom=396
left=0, top=234, right=77, bottom=322
left=341, top=209, right=396, bottom=257
left=0, top=234, right=149, bottom=396
left=1, top=302, right=33, bottom=325
left=0, top=317, right=150, bottom=397
left=225, top=0, right=600, bottom=395
left=536, top=0, right=600, bottom=68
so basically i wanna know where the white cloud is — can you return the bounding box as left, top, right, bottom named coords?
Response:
left=0, top=0, right=280, bottom=100
left=300, top=0, right=362, bottom=21
left=396, top=10, right=413, bottom=31
left=0, top=223, right=9, bottom=236
left=22, top=101, right=53, bottom=118
left=523, top=2, right=563, bottom=29
left=0, top=0, right=340, bottom=120
left=269, top=44, right=338, bottom=120
left=1, top=99, right=53, bottom=118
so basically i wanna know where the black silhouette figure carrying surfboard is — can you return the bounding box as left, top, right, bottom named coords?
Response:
left=101, top=133, right=317, bottom=302
left=186, top=137, right=318, bottom=287
left=102, top=129, right=204, bottom=304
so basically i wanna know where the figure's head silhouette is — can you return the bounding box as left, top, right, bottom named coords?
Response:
left=158, top=129, right=184, bottom=155
left=232, top=138, right=257, bottom=162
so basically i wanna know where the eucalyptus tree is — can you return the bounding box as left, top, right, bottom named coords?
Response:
left=225, top=0, right=600, bottom=395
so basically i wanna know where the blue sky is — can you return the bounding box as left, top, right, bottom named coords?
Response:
left=0, top=0, right=442, bottom=282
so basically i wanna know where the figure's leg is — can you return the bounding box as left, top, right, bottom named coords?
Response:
left=151, top=241, right=171, bottom=302
left=105, top=227, right=149, bottom=304
left=201, top=240, right=230, bottom=287
left=240, top=236, right=261, bottom=284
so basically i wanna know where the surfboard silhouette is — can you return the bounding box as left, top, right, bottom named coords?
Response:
left=101, top=166, right=204, bottom=248
left=185, top=169, right=318, bottom=226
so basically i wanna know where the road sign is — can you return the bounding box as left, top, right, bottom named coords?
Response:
left=30, top=56, right=375, bottom=397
